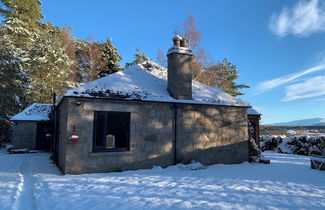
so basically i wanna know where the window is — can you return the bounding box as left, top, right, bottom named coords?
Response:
left=93, top=111, right=130, bottom=152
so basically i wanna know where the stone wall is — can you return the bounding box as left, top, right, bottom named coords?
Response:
left=176, top=105, right=248, bottom=165
left=59, top=98, right=175, bottom=174
left=56, top=99, right=69, bottom=171
left=11, top=121, right=37, bottom=149
left=57, top=97, right=248, bottom=174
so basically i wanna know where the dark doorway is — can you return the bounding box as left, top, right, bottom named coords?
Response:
left=248, top=115, right=260, bottom=147
left=36, top=122, right=54, bottom=151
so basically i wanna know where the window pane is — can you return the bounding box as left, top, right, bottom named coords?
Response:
left=107, top=113, right=129, bottom=149
left=94, top=112, right=106, bottom=148
left=93, top=111, right=130, bottom=152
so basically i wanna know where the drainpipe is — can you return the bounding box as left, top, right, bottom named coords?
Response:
left=52, top=99, right=60, bottom=162
left=52, top=93, right=56, bottom=105
left=173, top=103, right=178, bottom=165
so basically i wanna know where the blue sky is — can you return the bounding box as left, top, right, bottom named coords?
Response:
left=41, top=0, right=325, bottom=124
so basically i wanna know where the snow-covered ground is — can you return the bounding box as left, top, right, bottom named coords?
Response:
left=0, top=150, right=324, bottom=210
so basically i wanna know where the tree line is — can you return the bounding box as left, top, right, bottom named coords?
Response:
left=0, top=0, right=122, bottom=139
left=0, top=1, right=249, bottom=140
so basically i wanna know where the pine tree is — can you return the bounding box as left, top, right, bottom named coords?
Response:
left=0, top=0, right=43, bottom=24
left=197, top=58, right=250, bottom=96
left=99, top=39, right=122, bottom=77
left=126, top=48, right=150, bottom=67
left=0, top=14, right=37, bottom=140
left=0, top=31, right=28, bottom=140
left=0, top=0, right=78, bottom=140
left=0, top=43, right=28, bottom=117
left=0, top=0, right=42, bottom=47
left=28, top=23, right=73, bottom=103
left=0, top=0, right=42, bottom=108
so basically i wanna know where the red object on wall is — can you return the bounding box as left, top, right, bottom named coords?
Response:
left=71, top=135, right=78, bottom=143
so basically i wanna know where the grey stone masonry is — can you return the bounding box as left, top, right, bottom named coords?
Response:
left=175, top=104, right=249, bottom=165
left=58, top=98, right=175, bottom=174
left=56, top=97, right=249, bottom=174
left=167, top=36, right=194, bottom=100
left=11, top=122, right=37, bottom=149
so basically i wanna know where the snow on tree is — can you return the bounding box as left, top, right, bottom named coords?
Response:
left=0, top=0, right=126, bottom=140
left=0, top=0, right=42, bottom=48
left=99, top=39, right=122, bottom=77
left=28, top=23, right=73, bottom=103
left=0, top=0, right=43, bottom=26
left=74, top=37, right=122, bottom=82
left=0, top=30, right=28, bottom=140
left=0, top=0, right=43, bottom=140
left=126, top=48, right=150, bottom=67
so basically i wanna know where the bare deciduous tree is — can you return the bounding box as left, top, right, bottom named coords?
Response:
left=180, top=14, right=201, bottom=51
left=75, top=36, right=106, bottom=82
left=171, top=15, right=249, bottom=96
left=156, top=48, right=167, bottom=68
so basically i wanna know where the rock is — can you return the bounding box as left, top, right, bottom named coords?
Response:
left=310, top=158, right=325, bottom=171
left=259, top=159, right=270, bottom=164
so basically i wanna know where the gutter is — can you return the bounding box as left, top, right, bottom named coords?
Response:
left=59, top=95, right=251, bottom=109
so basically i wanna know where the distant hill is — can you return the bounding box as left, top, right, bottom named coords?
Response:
left=312, top=122, right=325, bottom=126
left=270, top=118, right=325, bottom=126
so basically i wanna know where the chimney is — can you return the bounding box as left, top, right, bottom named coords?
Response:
left=167, top=35, right=193, bottom=100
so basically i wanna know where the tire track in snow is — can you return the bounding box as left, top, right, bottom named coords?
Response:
left=12, top=154, right=38, bottom=210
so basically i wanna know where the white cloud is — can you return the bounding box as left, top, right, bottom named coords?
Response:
left=283, top=75, right=325, bottom=101
left=256, top=64, right=325, bottom=92
left=269, top=0, right=325, bottom=37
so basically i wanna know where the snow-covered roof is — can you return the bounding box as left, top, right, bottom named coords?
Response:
left=64, top=61, right=250, bottom=107
left=247, top=108, right=261, bottom=115
left=11, top=103, right=53, bottom=121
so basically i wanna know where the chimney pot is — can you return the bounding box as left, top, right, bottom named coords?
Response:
left=180, top=39, right=187, bottom=47
left=172, top=35, right=182, bottom=47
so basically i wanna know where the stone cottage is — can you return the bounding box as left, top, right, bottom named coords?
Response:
left=11, top=103, right=54, bottom=151
left=53, top=36, right=251, bottom=174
